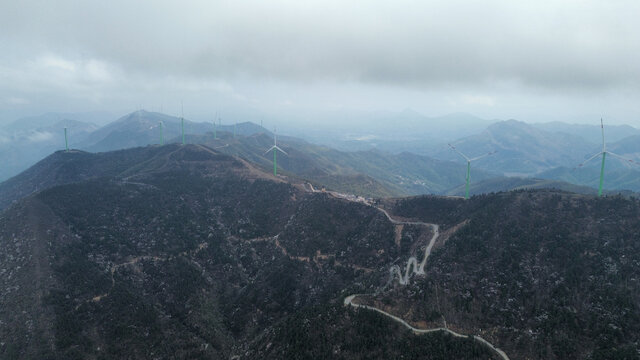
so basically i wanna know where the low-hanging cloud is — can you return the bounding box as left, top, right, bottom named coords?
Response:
left=2, top=0, right=639, bottom=88
left=0, top=0, right=639, bottom=122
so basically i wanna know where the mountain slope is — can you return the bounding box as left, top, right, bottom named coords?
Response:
left=245, top=303, right=496, bottom=359
left=192, top=132, right=498, bottom=197
left=1, top=144, right=492, bottom=359
left=2, top=111, right=113, bottom=133
left=356, top=191, right=640, bottom=359
left=3, top=145, right=640, bottom=359
left=0, top=145, right=183, bottom=210
left=537, top=165, right=640, bottom=193
left=608, top=135, right=640, bottom=161
left=443, top=176, right=636, bottom=197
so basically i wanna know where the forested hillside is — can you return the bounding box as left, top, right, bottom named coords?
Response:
left=0, top=144, right=491, bottom=359
left=364, top=191, right=640, bottom=359
left=3, top=143, right=640, bottom=359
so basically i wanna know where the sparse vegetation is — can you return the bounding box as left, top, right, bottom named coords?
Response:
left=3, top=145, right=640, bottom=359
left=384, top=190, right=640, bottom=359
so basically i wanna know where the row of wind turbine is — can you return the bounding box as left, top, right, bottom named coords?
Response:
left=60, top=114, right=638, bottom=198
left=447, top=118, right=639, bottom=198
left=161, top=109, right=287, bottom=176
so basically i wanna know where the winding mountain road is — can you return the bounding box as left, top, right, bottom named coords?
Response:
left=343, top=295, right=509, bottom=359
left=343, top=294, right=509, bottom=360
left=305, top=183, right=510, bottom=360
left=376, top=207, right=440, bottom=285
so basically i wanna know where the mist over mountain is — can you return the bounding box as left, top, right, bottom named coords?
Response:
left=533, top=122, right=640, bottom=144
left=608, top=135, right=640, bottom=161
left=0, top=119, right=98, bottom=182
left=3, top=109, right=640, bottom=197
left=80, top=111, right=208, bottom=152
left=80, top=110, right=273, bottom=153
left=432, top=120, right=597, bottom=175
left=293, top=110, right=492, bottom=154
left=2, top=112, right=114, bottom=133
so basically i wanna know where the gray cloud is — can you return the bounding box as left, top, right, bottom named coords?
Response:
left=1, top=0, right=639, bottom=123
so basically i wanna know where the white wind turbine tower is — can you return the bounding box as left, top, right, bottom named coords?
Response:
left=448, top=144, right=496, bottom=199
left=264, top=128, right=287, bottom=176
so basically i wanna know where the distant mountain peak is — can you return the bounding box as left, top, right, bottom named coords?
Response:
left=398, top=108, right=424, bottom=117
left=493, top=119, right=527, bottom=126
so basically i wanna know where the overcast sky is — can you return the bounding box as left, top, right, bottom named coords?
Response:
left=1, top=0, right=639, bottom=126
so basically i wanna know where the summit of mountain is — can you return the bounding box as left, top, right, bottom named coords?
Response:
left=80, top=111, right=196, bottom=152
left=78, top=110, right=271, bottom=153
left=0, top=143, right=276, bottom=211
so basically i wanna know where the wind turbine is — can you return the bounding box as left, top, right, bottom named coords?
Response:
left=159, top=121, right=164, bottom=145
left=264, top=128, right=287, bottom=176
left=576, top=118, right=638, bottom=197
left=181, top=102, right=185, bottom=145
left=448, top=144, right=496, bottom=199
left=213, top=112, right=218, bottom=140
left=64, top=127, right=69, bottom=152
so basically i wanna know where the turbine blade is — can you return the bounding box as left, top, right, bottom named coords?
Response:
left=264, top=146, right=276, bottom=155
left=213, top=144, right=229, bottom=149
left=575, top=152, right=603, bottom=168
left=448, top=143, right=470, bottom=161
left=470, top=150, right=497, bottom=162
left=601, top=118, right=605, bottom=152
left=274, top=145, right=288, bottom=155
left=607, top=151, right=639, bottom=165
